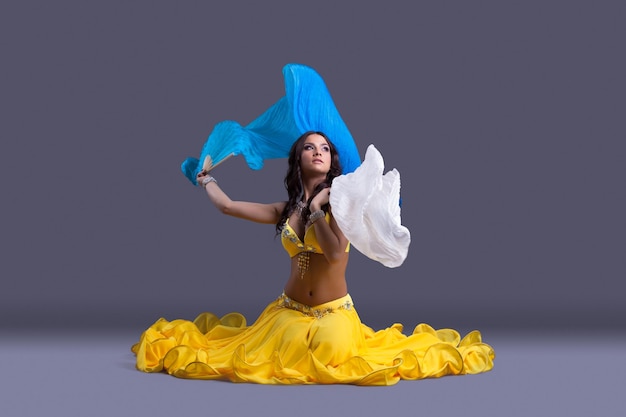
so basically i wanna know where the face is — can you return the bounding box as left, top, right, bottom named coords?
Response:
left=299, top=133, right=332, bottom=175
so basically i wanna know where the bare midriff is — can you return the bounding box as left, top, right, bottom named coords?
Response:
left=283, top=252, right=349, bottom=307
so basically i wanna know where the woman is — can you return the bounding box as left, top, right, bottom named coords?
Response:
left=132, top=131, right=495, bottom=385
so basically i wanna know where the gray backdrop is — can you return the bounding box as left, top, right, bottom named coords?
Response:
left=2, top=1, right=624, bottom=334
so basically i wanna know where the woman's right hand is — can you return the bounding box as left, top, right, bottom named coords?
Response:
left=196, top=170, right=211, bottom=186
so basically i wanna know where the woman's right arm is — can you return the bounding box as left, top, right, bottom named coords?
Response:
left=197, top=171, right=285, bottom=225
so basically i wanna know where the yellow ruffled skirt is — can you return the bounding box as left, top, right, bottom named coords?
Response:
left=131, top=293, right=495, bottom=385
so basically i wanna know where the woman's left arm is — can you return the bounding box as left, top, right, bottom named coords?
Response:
left=309, top=187, right=349, bottom=263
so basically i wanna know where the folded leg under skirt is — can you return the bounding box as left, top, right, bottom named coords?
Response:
left=131, top=294, right=495, bottom=385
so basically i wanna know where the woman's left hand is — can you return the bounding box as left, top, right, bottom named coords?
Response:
left=310, top=186, right=331, bottom=211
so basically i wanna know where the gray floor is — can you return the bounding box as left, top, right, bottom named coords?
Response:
left=2, top=329, right=625, bottom=417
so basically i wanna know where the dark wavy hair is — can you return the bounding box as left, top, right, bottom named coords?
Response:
left=275, top=131, right=342, bottom=234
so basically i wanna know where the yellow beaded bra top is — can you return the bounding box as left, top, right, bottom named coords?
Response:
left=281, top=212, right=350, bottom=258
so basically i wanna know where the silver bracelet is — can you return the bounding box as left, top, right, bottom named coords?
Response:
left=200, top=176, right=217, bottom=188
left=308, top=210, right=325, bottom=224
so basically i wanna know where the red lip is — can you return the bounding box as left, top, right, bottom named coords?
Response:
left=313, top=159, right=323, bottom=163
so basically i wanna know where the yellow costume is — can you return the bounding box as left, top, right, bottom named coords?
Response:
left=132, top=215, right=495, bottom=385
left=280, top=213, right=350, bottom=257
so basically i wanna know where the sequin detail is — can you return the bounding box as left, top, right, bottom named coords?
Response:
left=281, top=223, right=321, bottom=254
left=276, top=293, right=353, bottom=319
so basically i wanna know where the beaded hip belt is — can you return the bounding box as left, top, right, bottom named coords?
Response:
left=276, top=292, right=353, bottom=319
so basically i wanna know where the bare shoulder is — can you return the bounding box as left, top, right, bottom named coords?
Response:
left=264, top=200, right=287, bottom=224
left=270, top=201, right=288, bottom=217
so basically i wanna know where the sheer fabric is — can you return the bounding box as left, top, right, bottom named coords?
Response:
left=331, top=145, right=410, bottom=267
left=181, top=63, right=361, bottom=185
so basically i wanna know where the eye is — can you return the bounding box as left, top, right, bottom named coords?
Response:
left=303, top=144, right=314, bottom=150
left=322, top=145, right=330, bottom=152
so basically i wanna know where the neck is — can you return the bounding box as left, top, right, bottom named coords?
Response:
left=301, top=173, right=327, bottom=201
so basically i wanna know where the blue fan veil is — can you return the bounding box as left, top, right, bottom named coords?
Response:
left=181, top=63, right=361, bottom=184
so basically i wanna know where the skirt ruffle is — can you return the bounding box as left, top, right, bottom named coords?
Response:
left=131, top=294, right=495, bottom=385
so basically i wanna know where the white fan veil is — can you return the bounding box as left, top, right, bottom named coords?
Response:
left=330, top=145, right=410, bottom=268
